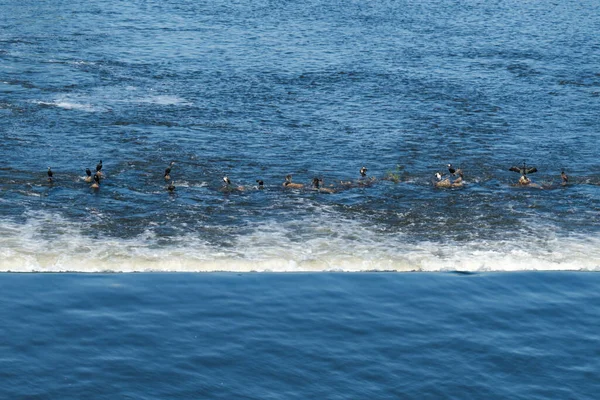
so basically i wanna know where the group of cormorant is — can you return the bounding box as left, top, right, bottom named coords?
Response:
left=508, top=161, right=568, bottom=188
left=44, top=160, right=569, bottom=193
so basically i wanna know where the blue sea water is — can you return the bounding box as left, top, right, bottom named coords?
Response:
left=1, top=0, right=599, bottom=272
left=1, top=272, right=599, bottom=399
left=1, top=0, right=600, bottom=397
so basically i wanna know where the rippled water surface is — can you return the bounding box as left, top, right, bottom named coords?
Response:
left=2, top=2, right=600, bottom=398
left=1, top=272, right=599, bottom=399
left=1, top=0, right=599, bottom=271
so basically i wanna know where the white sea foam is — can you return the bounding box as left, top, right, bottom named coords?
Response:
left=137, top=95, right=192, bottom=106
left=171, top=180, right=208, bottom=188
left=33, top=99, right=108, bottom=112
left=0, top=211, right=598, bottom=273
left=46, top=59, right=96, bottom=65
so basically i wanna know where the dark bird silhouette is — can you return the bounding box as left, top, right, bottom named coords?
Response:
left=96, top=160, right=103, bottom=175
left=91, top=173, right=100, bottom=189
left=223, top=176, right=231, bottom=185
left=360, top=166, right=368, bottom=177
left=561, top=171, right=568, bottom=184
left=447, top=164, right=464, bottom=178
left=47, top=167, right=53, bottom=182
left=84, top=168, right=93, bottom=182
left=167, top=181, right=175, bottom=192
left=312, top=177, right=336, bottom=193
left=256, top=180, right=264, bottom=189
left=510, top=161, right=537, bottom=175
left=164, top=161, right=174, bottom=180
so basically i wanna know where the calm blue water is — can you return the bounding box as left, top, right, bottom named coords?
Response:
left=0, top=272, right=599, bottom=399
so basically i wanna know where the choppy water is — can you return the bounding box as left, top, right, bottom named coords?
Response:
left=1, top=0, right=599, bottom=272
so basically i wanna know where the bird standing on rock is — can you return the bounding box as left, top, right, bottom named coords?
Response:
left=283, top=174, right=304, bottom=189
left=164, top=161, right=175, bottom=180
left=509, top=161, right=537, bottom=176
left=167, top=181, right=175, bottom=192
left=510, top=161, right=537, bottom=186
left=91, top=174, right=100, bottom=189
left=561, top=171, right=568, bottom=185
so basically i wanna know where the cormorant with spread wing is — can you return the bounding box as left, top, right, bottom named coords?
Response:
left=509, top=161, right=537, bottom=175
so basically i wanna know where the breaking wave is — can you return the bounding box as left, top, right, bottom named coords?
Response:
left=1, top=211, right=598, bottom=273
